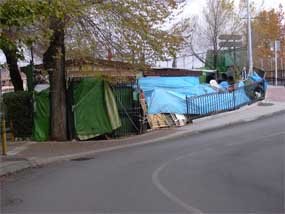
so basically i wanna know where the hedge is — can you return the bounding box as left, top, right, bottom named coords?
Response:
left=3, top=91, right=33, bottom=138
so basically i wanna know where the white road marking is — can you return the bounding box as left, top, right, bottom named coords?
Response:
left=152, top=152, right=207, bottom=214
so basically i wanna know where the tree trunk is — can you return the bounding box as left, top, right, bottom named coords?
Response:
left=213, top=51, right=218, bottom=70
left=43, top=20, right=67, bottom=141
left=213, top=36, right=218, bottom=70
left=2, top=47, right=24, bottom=91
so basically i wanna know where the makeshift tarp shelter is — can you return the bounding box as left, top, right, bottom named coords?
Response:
left=138, top=76, right=251, bottom=115
left=138, top=76, right=200, bottom=103
left=146, top=85, right=218, bottom=114
left=139, top=76, right=199, bottom=91
left=138, top=76, right=214, bottom=114
left=72, top=78, right=121, bottom=140
left=32, top=79, right=121, bottom=141
left=32, top=88, right=50, bottom=141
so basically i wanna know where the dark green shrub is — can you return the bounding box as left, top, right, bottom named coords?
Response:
left=3, top=91, right=33, bottom=138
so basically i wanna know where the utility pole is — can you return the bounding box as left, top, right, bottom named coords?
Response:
left=247, top=0, right=253, bottom=75
left=274, top=40, right=280, bottom=86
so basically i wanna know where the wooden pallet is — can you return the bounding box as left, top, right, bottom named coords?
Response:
left=147, top=114, right=171, bottom=129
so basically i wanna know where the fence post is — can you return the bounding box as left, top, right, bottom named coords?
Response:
left=1, top=116, right=7, bottom=155
left=233, top=87, right=236, bottom=110
left=186, top=96, right=188, bottom=115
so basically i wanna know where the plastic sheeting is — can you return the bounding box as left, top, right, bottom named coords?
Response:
left=248, top=72, right=263, bottom=82
left=73, top=78, right=121, bottom=140
left=138, top=77, right=200, bottom=103
left=139, top=76, right=251, bottom=115
left=248, top=71, right=268, bottom=90
left=219, top=81, right=229, bottom=89
left=139, top=76, right=215, bottom=114
left=32, top=79, right=121, bottom=141
left=32, top=88, right=50, bottom=141
left=146, top=85, right=218, bottom=114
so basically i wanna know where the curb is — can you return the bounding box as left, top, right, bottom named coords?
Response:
left=189, top=109, right=285, bottom=135
left=0, top=160, right=31, bottom=177
left=192, top=101, right=260, bottom=123
left=1, top=107, right=285, bottom=177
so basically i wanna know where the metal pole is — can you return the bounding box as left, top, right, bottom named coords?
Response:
left=1, top=116, right=7, bottom=155
left=247, top=0, right=253, bottom=75
left=275, top=40, right=278, bottom=86
left=0, top=67, right=7, bottom=155
left=0, top=66, right=8, bottom=155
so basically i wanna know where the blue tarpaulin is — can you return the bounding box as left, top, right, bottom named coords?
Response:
left=138, top=76, right=251, bottom=115
left=249, top=72, right=263, bottom=82
left=138, top=77, right=200, bottom=91
left=248, top=72, right=268, bottom=90
left=138, top=76, right=200, bottom=102
left=146, top=85, right=218, bottom=114
left=138, top=77, right=200, bottom=103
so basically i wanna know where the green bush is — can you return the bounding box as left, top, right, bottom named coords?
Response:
left=3, top=91, right=33, bottom=138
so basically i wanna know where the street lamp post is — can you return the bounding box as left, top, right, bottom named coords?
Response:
left=274, top=40, right=280, bottom=86
left=247, top=0, right=253, bottom=75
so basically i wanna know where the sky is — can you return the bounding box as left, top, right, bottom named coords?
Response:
left=182, top=0, right=284, bottom=17
left=157, top=0, right=284, bottom=69
left=0, top=0, right=284, bottom=65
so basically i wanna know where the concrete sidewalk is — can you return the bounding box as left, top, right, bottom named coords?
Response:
left=1, top=86, right=285, bottom=176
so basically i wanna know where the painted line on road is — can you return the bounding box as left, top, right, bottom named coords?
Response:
left=152, top=149, right=214, bottom=214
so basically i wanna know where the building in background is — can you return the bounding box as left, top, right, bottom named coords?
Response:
left=0, top=64, right=27, bottom=93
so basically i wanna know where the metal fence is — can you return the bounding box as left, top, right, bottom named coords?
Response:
left=265, top=77, right=285, bottom=86
left=111, top=83, right=147, bottom=137
left=265, top=70, right=285, bottom=86
left=186, top=81, right=265, bottom=121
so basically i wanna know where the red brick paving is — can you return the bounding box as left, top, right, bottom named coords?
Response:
left=266, top=86, right=285, bottom=102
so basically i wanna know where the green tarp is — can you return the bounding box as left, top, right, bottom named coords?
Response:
left=73, top=78, right=121, bottom=140
left=32, top=89, right=50, bottom=141
left=32, top=78, right=121, bottom=141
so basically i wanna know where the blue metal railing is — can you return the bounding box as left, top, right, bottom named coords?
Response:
left=186, top=81, right=265, bottom=120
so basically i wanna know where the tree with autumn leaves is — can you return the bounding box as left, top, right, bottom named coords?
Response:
left=0, top=0, right=38, bottom=91
left=252, top=5, right=285, bottom=70
left=0, top=0, right=185, bottom=140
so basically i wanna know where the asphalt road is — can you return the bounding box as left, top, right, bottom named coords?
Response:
left=1, top=113, right=285, bottom=214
